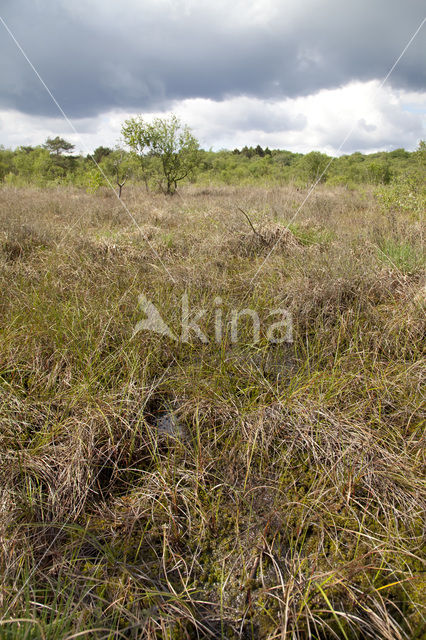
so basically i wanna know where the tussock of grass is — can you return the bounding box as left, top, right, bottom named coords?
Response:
left=0, top=184, right=425, bottom=639
left=226, top=221, right=302, bottom=257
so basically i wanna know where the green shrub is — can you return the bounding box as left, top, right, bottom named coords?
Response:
left=377, top=173, right=425, bottom=219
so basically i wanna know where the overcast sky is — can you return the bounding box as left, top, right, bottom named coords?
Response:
left=1, top=0, right=425, bottom=154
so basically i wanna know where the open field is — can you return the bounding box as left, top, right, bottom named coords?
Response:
left=0, top=184, right=425, bottom=639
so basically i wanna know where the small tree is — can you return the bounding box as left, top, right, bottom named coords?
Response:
left=298, top=151, right=331, bottom=185
left=13, top=146, right=57, bottom=184
left=105, top=149, right=132, bottom=199
left=43, top=136, right=76, bottom=178
left=366, top=161, right=391, bottom=185
left=92, top=146, right=112, bottom=164
left=151, top=115, right=200, bottom=194
left=43, top=136, right=75, bottom=156
left=0, top=146, right=15, bottom=182
left=121, top=116, right=157, bottom=192
left=121, top=114, right=200, bottom=195
left=85, top=148, right=132, bottom=198
left=414, top=140, right=425, bottom=169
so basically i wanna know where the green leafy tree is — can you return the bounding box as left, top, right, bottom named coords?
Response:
left=85, top=167, right=105, bottom=194
left=104, top=148, right=133, bottom=198
left=414, top=140, right=425, bottom=170
left=43, top=136, right=75, bottom=156
left=42, top=136, right=76, bottom=179
left=91, top=146, right=112, bottom=164
left=241, top=146, right=254, bottom=158
left=85, top=148, right=132, bottom=197
left=299, top=151, right=331, bottom=184
left=0, top=146, right=14, bottom=181
left=121, top=114, right=200, bottom=194
left=366, top=160, right=391, bottom=185
left=13, top=146, right=58, bottom=184
left=121, top=116, right=158, bottom=192
left=150, top=115, right=200, bottom=194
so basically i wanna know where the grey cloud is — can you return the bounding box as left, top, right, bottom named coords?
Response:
left=221, top=103, right=307, bottom=133
left=0, top=0, right=425, bottom=119
left=325, top=110, right=424, bottom=152
left=358, top=119, right=377, bottom=133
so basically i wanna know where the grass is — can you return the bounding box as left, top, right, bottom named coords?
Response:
left=0, top=183, right=424, bottom=639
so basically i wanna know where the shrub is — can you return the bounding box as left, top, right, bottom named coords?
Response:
left=377, top=173, right=425, bottom=219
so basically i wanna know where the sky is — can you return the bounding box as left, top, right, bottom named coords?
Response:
left=0, top=0, right=425, bottom=155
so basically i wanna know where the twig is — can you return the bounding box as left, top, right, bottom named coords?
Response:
left=237, top=207, right=267, bottom=244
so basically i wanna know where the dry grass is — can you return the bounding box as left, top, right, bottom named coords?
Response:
left=0, top=184, right=424, bottom=639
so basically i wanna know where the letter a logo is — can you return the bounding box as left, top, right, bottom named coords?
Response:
left=133, top=294, right=177, bottom=340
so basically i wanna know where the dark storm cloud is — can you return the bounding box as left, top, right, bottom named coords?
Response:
left=0, top=0, right=425, bottom=119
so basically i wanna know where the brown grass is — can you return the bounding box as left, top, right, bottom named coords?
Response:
left=0, top=183, right=424, bottom=639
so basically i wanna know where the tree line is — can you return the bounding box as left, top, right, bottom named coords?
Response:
left=0, top=114, right=424, bottom=197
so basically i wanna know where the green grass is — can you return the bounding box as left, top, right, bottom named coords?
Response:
left=0, top=184, right=424, bottom=639
left=377, top=237, right=424, bottom=274
left=287, top=221, right=334, bottom=246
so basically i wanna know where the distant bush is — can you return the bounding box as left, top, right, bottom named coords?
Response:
left=377, top=173, right=425, bottom=218
left=1, top=137, right=424, bottom=192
